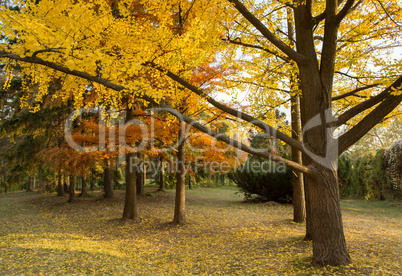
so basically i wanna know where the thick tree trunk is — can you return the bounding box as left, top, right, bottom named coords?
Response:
left=123, top=152, right=138, bottom=219
left=158, top=157, right=165, bottom=191
left=291, top=95, right=306, bottom=223
left=173, top=121, right=186, bottom=225
left=27, top=177, right=33, bottom=192
left=68, top=175, right=75, bottom=203
left=57, top=172, right=64, bottom=196
left=80, top=175, right=87, bottom=197
left=307, top=163, right=351, bottom=266
left=103, top=164, right=114, bottom=198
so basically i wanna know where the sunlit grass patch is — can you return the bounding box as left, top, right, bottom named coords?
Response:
left=0, top=188, right=401, bottom=275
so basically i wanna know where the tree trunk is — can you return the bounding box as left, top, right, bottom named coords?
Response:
left=57, top=172, right=64, bottom=196
left=173, top=121, right=186, bottom=225
left=136, top=154, right=145, bottom=195
left=291, top=95, right=306, bottom=223
left=123, top=151, right=137, bottom=219
left=63, top=176, right=69, bottom=193
left=90, top=170, right=95, bottom=191
left=68, top=175, right=75, bottom=203
left=188, top=175, right=193, bottom=190
left=158, top=157, right=165, bottom=191
left=304, top=171, right=313, bottom=240
left=80, top=175, right=87, bottom=197
left=286, top=8, right=306, bottom=223
left=27, top=177, right=33, bottom=192
left=307, top=163, right=351, bottom=266
left=103, top=164, right=114, bottom=198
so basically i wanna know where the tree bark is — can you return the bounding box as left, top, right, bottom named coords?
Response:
left=57, top=171, right=64, bottom=196
left=287, top=8, right=306, bottom=224
left=122, top=107, right=138, bottom=219
left=80, top=175, right=87, bottom=197
left=291, top=95, right=306, bottom=223
left=103, top=163, right=114, bottom=198
left=188, top=175, right=193, bottom=190
left=27, top=177, right=33, bottom=192
left=158, top=157, right=165, bottom=191
left=63, top=176, right=69, bottom=194
left=90, top=170, right=95, bottom=191
left=123, top=151, right=138, bottom=219
left=68, top=175, right=75, bottom=203
left=173, top=121, right=186, bottom=225
left=136, top=155, right=145, bottom=195
left=307, top=163, right=351, bottom=266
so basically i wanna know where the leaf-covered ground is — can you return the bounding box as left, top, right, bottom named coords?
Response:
left=0, top=187, right=401, bottom=275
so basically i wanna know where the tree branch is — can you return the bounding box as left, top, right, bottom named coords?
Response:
left=222, top=37, right=290, bottom=63
left=332, top=83, right=379, bottom=101
left=157, top=104, right=310, bottom=174
left=0, top=50, right=126, bottom=92
left=338, top=84, right=402, bottom=154
left=145, top=61, right=305, bottom=153
left=312, top=11, right=327, bottom=26
left=334, top=76, right=402, bottom=127
left=0, top=50, right=310, bottom=174
left=228, top=0, right=307, bottom=65
left=334, top=0, right=356, bottom=25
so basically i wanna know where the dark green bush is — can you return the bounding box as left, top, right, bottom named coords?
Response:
left=228, top=160, right=293, bottom=203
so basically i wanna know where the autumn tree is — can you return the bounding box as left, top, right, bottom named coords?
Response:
left=1, top=0, right=401, bottom=266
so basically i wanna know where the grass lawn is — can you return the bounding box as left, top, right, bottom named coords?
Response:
left=0, top=187, right=401, bottom=275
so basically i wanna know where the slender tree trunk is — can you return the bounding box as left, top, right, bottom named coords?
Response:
left=173, top=121, right=186, bottom=225
left=122, top=107, right=138, bottom=219
left=90, top=170, right=95, bottom=191
left=63, top=176, right=69, bottom=193
left=188, top=175, right=193, bottom=190
left=103, top=163, right=114, bottom=198
left=27, top=177, right=33, bottom=192
left=287, top=8, right=306, bottom=223
left=123, top=151, right=137, bottom=219
left=57, top=171, right=64, bottom=196
left=68, top=175, right=75, bottom=203
left=136, top=154, right=145, bottom=195
left=158, top=157, right=165, bottom=191
left=80, top=175, right=87, bottom=197
left=291, top=95, right=306, bottom=223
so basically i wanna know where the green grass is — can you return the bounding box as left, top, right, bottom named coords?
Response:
left=0, top=188, right=401, bottom=275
